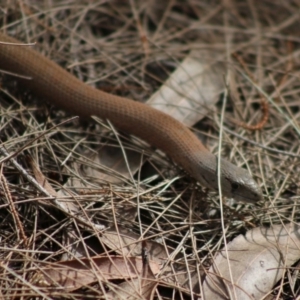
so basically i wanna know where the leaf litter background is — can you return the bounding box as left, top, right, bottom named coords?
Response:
left=0, top=0, right=300, bottom=299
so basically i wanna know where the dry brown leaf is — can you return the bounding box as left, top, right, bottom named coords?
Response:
left=106, top=255, right=158, bottom=300
left=28, top=156, right=57, bottom=197
left=28, top=155, right=78, bottom=213
left=66, top=144, right=143, bottom=186
left=102, top=228, right=172, bottom=264
left=105, top=277, right=157, bottom=300
left=106, top=277, right=157, bottom=300
left=202, top=223, right=300, bottom=300
left=102, top=228, right=202, bottom=293
left=32, top=255, right=160, bottom=292
left=147, top=51, right=225, bottom=127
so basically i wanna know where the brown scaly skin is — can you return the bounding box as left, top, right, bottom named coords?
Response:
left=0, top=33, right=262, bottom=203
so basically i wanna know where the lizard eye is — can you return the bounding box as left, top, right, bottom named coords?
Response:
left=231, top=182, right=239, bottom=192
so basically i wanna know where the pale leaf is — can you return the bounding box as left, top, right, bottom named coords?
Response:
left=203, top=223, right=300, bottom=300
left=147, top=51, right=225, bottom=126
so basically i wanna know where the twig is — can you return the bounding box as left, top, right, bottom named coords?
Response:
left=0, top=166, right=28, bottom=246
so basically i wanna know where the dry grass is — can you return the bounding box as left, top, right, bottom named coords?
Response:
left=0, top=0, right=300, bottom=299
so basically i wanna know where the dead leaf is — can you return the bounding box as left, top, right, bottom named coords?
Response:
left=102, top=228, right=203, bottom=293
left=106, top=250, right=158, bottom=300
left=147, top=51, right=225, bottom=126
left=202, top=223, right=300, bottom=300
left=32, top=255, right=160, bottom=292
left=105, top=277, right=157, bottom=300
left=102, top=228, right=172, bottom=264
left=28, top=155, right=78, bottom=213
left=66, top=144, right=143, bottom=186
